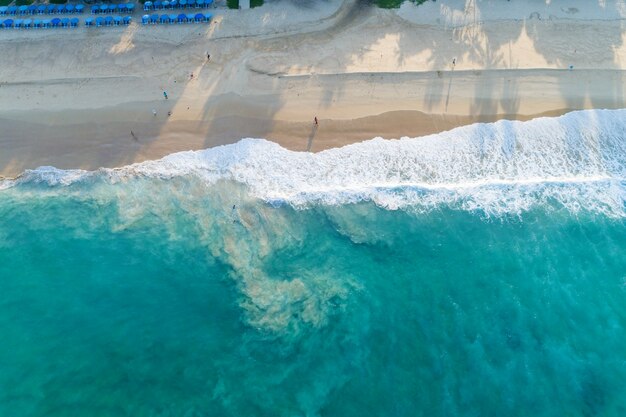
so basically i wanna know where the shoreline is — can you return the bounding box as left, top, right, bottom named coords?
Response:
left=2, top=0, right=626, bottom=177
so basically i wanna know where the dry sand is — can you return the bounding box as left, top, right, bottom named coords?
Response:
left=1, top=0, right=626, bottom=177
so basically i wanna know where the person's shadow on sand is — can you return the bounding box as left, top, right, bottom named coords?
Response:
left=307, top=124, right=318, bottom=152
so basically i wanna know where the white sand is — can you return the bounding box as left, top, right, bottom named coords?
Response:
left=1, top=0, right=625, bottom=176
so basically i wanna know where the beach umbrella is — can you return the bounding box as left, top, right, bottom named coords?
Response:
left=205, top=0, right=213, bottom=5
left=99, top=5, right=108, bottom=12
left=113, top=15, right=122, bottom=25
left=204, top=12, right=211, bottom=21
left=179, top=0, right=187, bottom=8
left=123, top=15, right=131, bottom=24
left=159, top=13, right=168, bottom=23
left=47, top=4, right=56, bottom=14
left=155, top=0, right=163, bottom=10
left=142, top=14, right=149, bottom=24
left=168, top=13, right=176, bottom=22
left=163, top=1, right=170, bottom=9
left=0, top=6, right=7, bottom=16
left=91, top=5, right=99, bottom=13
left=75, top=4, right=84, bottom=13
left=42, top=19, right=50, bottom=27
left=36, top=5, right=45, bottom=14
left=61, top=17, right=69, bottom=26
left=27, top=5, right=37, bottom=14
left=95, top=16, right=104, bottom=26
left=185, top=12, right=194, bottom=22
left=51, top=17, right=61, bottom=26
left=14, top=18, right=22, bottom=27
left=194, top=12, right=202, bottom=22
left=127, top=3, right=135, bottom=11
left=66, top=4, right=75, bottom=13
left=177, top=13, right=186, bottom=22
left=85, top=17, right=93, bottom=26
left=144, top=1, right=153, bottom=10
left=33, top=19, right=41, bottom=27
left=22, top=18, right=31, bottom=27
left=195, top=0, right=203, bottom=8
left=70, top=17, right=78, bottom=26
left=3, top=18, right=13, bottom=28
left=104, top=15, right=113, bottom=25
left=149, top=13, right=158, bottom=23
left=18, top=5, right=27, bottom=14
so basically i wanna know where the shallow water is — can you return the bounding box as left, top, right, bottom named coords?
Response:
left=2, top=110, right=626, bottom=416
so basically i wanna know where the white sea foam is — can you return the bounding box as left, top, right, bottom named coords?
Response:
left=3, top=109, right=626, bottom=216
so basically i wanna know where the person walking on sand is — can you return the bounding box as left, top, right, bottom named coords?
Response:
left=207, top=53, right=210, bottom=61
left=314, top=116, right=318, bottom=126
left=163, top=91, right=168, bottom=100
left=152, top=109, right=157, bottom=116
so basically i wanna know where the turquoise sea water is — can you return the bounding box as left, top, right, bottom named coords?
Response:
left=2, top=110, right=626, bottom=416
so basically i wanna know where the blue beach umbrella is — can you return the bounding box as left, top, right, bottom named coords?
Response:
left=99, top=5, right=108, bottom=12
left=195, top=0, right=203, bottom=8
left=0, top=6, right=7, bottom=16
left=144, top=1, right=153, bottom=10
left=185, top=12, right=193, bottom=22
left=168, top=13, right=176, bottom=22
left=61, top=17, right=69, bottom=26
left=193, top=12, right=203, bottom=22
left=154, top=0, right=162, bottom=9
left=205, top=0, right=213, bottom=5
left=123, top=15, right=131, bottom=24
left=127, top=3, right=135, bottom=11
left=177, top=13, right=186, bottom=22
left=142, top=14, right=149, bottom=24
left=104, top=15, right=113, bottom=25
left=18, top=5, right=27, bottom=14
left=203, top=12, right=211, bottom=21
left=91, top=5, right=99, bottom=14
left=85, top=16, right=93, bottom=26
left=163, top=1, right=170, bottom=9
left=75, top=4, right=84, bottom=13
left=66, top=4, right=75, bottom=13
left=114, top=15, right=122, bottom=25
left=3, top=18, right=13, bottom=28
left=70, top=17, right=78, bottom=26
left=95, top=16, right=104, bottom=26
left=27, top=5, right=37, bottom=14
left=14, top=18, right=22, bottom=27
left=37, top=5, right=46, bottom=14
left=170, top=0, right=178, bottom=8
left=149, top=13, right=158, bottom=23
left=47, top=4, right=56, bottom=14
left=22, top=18, right=32, bottom=27
left=42, top=19, right=50, bottom=27
left=51, top=17, right=61, bottom=26
left=159, top=13, right=168, bottom=23
left=179, top=0, right=187, bottom=8
left=33, top=18, right=41, bottom=27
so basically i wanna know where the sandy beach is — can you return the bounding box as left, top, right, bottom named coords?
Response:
left=1, top=0, right=626, bottom=177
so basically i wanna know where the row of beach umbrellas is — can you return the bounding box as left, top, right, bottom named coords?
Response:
left=0, top=4, right=85, bottom=16
left=85, top=15, right=133, bottom=26
left=143, top=0, right=213, bottom=11
left=142, top=12, right=211, bottom=24
left=0, top=17, right=80, bottom=28
left=91, top=4, right=135, bottom=14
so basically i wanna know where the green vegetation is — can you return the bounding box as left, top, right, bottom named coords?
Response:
left=250, top=0, right=263, bottom=7
left=15, top=0, right=34, bottom=5
left=374, top=0, right=427, bottom=8
left=0, top=0, right=11, bottom=6
left=49, top=0, right=68, bottom=4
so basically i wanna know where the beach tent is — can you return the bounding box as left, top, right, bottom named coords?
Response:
left=61, top=17, right=69, bottom=27
left=76, top=4, right=84, bottom=13
left=51, top=17, right=61, bottom=27
left=144, top=1, right=153, bottom=11
left=85, top=16, right=93, bottom=26
left=149, top=13, right=158, bottom=23
left=159, top=13, right=168, bottom=23
left=0, top=7, right=7, bottom=16
left=123, top=15, right=131, bottom=24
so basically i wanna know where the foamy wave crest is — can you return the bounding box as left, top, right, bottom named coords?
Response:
left=3, top=109, right=626, bottom=216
